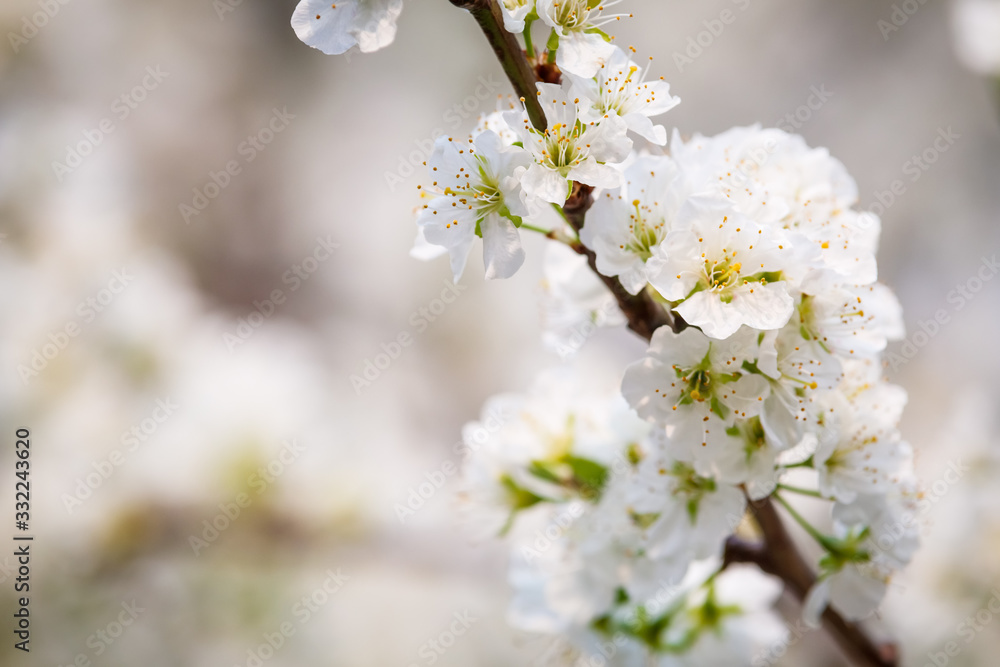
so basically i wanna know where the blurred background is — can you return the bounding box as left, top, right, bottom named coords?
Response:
left=0, top=0, right=998, bottom=665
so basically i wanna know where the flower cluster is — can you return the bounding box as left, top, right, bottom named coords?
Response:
left=410, top=42, right=678, bottom=281
left=459, top=370, right=788, bottom=664
left=291, top=0, right=918, bottom=663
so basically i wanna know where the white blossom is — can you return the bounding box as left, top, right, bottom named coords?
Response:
left=581, top=154, right=686, bottom=294
left=668, top=126, right=878, bottom=287
left=757, top=320, right=842, bottom=451
left=500, top=0, right=536, bottom=34
left=416, top=131, right=534, bottom=280
left=535, top=0, right=627, bottom=78
left=568, top=46, right=680, bottom=145
left=813, top=377, right=911, bottom=504
left=540, top=242, right=625, bottom=358
left=458, top=369, right=649, bottom=536
left=646, top=198, right=798, bottom=339
left=804, top=487, right=920, bottom=624
left=291, top=0, right=403, bottom=55
left=627, top=441, right=745, bottom=566
left=505, top=82, right=632, bottom=204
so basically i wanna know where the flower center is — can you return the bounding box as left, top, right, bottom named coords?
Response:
left=549, top=0, right=594, bottom=31
left=624, top=199, right=665, bottom=261
left=444, top=157, right=505, bottom=219
left=547, top=0, right=630, bottom=33
left=599, top=65, right=641, bottom=116
left=703, top=250, right=742, bottom=292
left=540, top=122, right=587, bottom=173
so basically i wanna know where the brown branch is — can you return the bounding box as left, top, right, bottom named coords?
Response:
left=563, top=183, right=682, bottom=338
left=448, top=2, right=897, bottom=665
left=448, top=0, right=547, bottom=130
left=744, top=497, right=898, bottom=667
left=725, top=497, right=898, bottom=667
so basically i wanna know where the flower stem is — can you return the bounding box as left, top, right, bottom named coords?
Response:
left=776, top=483, right=824, bottom=499
left=772, top=492, right=830, bottom=547
left=523, top=18, right=535, bottom=58
left=519, top=221, right=552, bottom=235
left=782, top=456, right=814, bottom=469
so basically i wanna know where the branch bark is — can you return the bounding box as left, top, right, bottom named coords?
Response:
left=448, top=1, right=898, bottom=665
left=448, top=0, right=547, bottom=130
left=727, top=497, right=899, bottom=667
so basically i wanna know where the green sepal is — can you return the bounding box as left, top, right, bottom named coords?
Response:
left=630, top=510, right=660, bottom=529
left=584, top=27, right=612, bottom=42
left=565, top=455, right=609, bottom=500
left=710, top=395, right=729, bottom=420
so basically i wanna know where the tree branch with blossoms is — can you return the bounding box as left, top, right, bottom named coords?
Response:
left=290, top=1, right=919, bottom=665
left=441, top=6, right=899, bottom=664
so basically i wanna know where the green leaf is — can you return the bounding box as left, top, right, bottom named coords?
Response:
left=564, top=455, right=609, bottom=500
